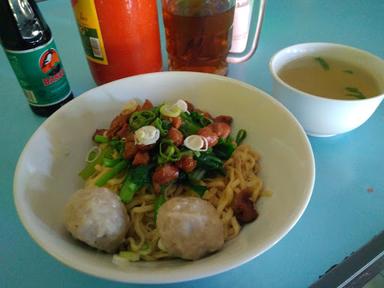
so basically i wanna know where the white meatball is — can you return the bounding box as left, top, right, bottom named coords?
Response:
left=157, top=197, right=224, bottom=260
left=64, top=187, right=129, bottom=253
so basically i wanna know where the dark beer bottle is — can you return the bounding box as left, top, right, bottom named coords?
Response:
left=0, top=0, right=74, bottom=117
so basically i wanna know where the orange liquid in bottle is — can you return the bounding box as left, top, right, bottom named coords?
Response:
left=90, top=0, right=162, bottom=85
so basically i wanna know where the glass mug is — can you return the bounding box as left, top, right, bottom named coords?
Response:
left=162, top=0, right=266, bottom=75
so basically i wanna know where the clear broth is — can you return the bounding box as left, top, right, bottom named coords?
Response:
left=278, top=56, right=381, bottom=100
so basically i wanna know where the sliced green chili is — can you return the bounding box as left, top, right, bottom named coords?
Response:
left=129, top=110, right=158, bottom=130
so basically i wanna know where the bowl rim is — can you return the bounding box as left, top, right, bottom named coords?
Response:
left=13, top=71, right=316, bottom=284
left=269, top=42, right=384, bottom=103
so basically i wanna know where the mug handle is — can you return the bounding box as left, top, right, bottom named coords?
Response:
left=227, top=0, right=267, bottom=64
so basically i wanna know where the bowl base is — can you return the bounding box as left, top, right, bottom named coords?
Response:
left=306, top=131, right=337, bottom=138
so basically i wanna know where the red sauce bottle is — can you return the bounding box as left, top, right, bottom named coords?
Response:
left=72, top=0, right=162, bottom=85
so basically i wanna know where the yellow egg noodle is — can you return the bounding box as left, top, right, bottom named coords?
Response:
left=84, top=143, right=264, bottom=260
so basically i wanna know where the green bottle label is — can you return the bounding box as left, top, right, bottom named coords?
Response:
left=5, top=39, right=71, bottom=107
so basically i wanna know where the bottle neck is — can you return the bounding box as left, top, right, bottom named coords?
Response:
left=0, top=0, right=51, bottom=51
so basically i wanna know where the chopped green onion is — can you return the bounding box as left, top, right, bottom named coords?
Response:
left=109, top=139, right=125, bottom=156
left=191, top=111, right=212, bottom=127
left=116, top=251, right=140, bottom=262
left=120, top=165, right=153, bottom=203
left=180, top=150, right=194, bottom=159
left=95, top=160, right=128, bottom=187
left=188, top=168, right=206, bottom=181
left=103, top=157, right=121, bottom=167
left=236, top=129, right=247, bottom=145
left=214, top=136, right=236, bottom=160
left=314, top=57, right=330, bottom=71
left=159, top=184, right=168, bottom=193
left=193, top=151, right=201, bottom=157
left=179, top=111, right=212, bottom=136
left=196, top=152, right=225, bottom=177
left=179, top=113, right=200, bottom=135
left=120, top=176, right=139, bottom=203
left=197, top=153, right=223, bottom=170
left=343, top=69, right=354, bottom=74
left=138, top=243, right=151, bottom=256
left=180, top=168, right=207, bottom=197
left=154, top=194, right=166, bottom=223
left=189, top=183, right=207, bottom=197
left=94, top=135, right=109, bottom=143
left=345, top=87, right=367, bottom=99
left=152, top=117, right=171, bottom=136
left=85, top=146, right=101, bottom=163
left=79, top=146, right=113, bottom=180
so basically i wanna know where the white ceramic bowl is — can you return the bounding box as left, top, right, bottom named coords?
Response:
left=270, top=43, right=384, bottom=137
left=13, top=72, right=315, bottom=284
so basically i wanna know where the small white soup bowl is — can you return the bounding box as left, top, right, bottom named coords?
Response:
left=270, top=43, right=384, bottom=137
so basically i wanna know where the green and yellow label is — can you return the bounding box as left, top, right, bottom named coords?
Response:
left=72, top=0, right=108, bottom=64
left=5, top=39, right=72, bottom=107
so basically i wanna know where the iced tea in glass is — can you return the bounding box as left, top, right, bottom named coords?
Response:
left=162, top=0, right=267, bottom=75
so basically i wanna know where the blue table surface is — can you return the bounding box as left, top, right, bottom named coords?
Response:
left=1, top=1, right=383, bottom=287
